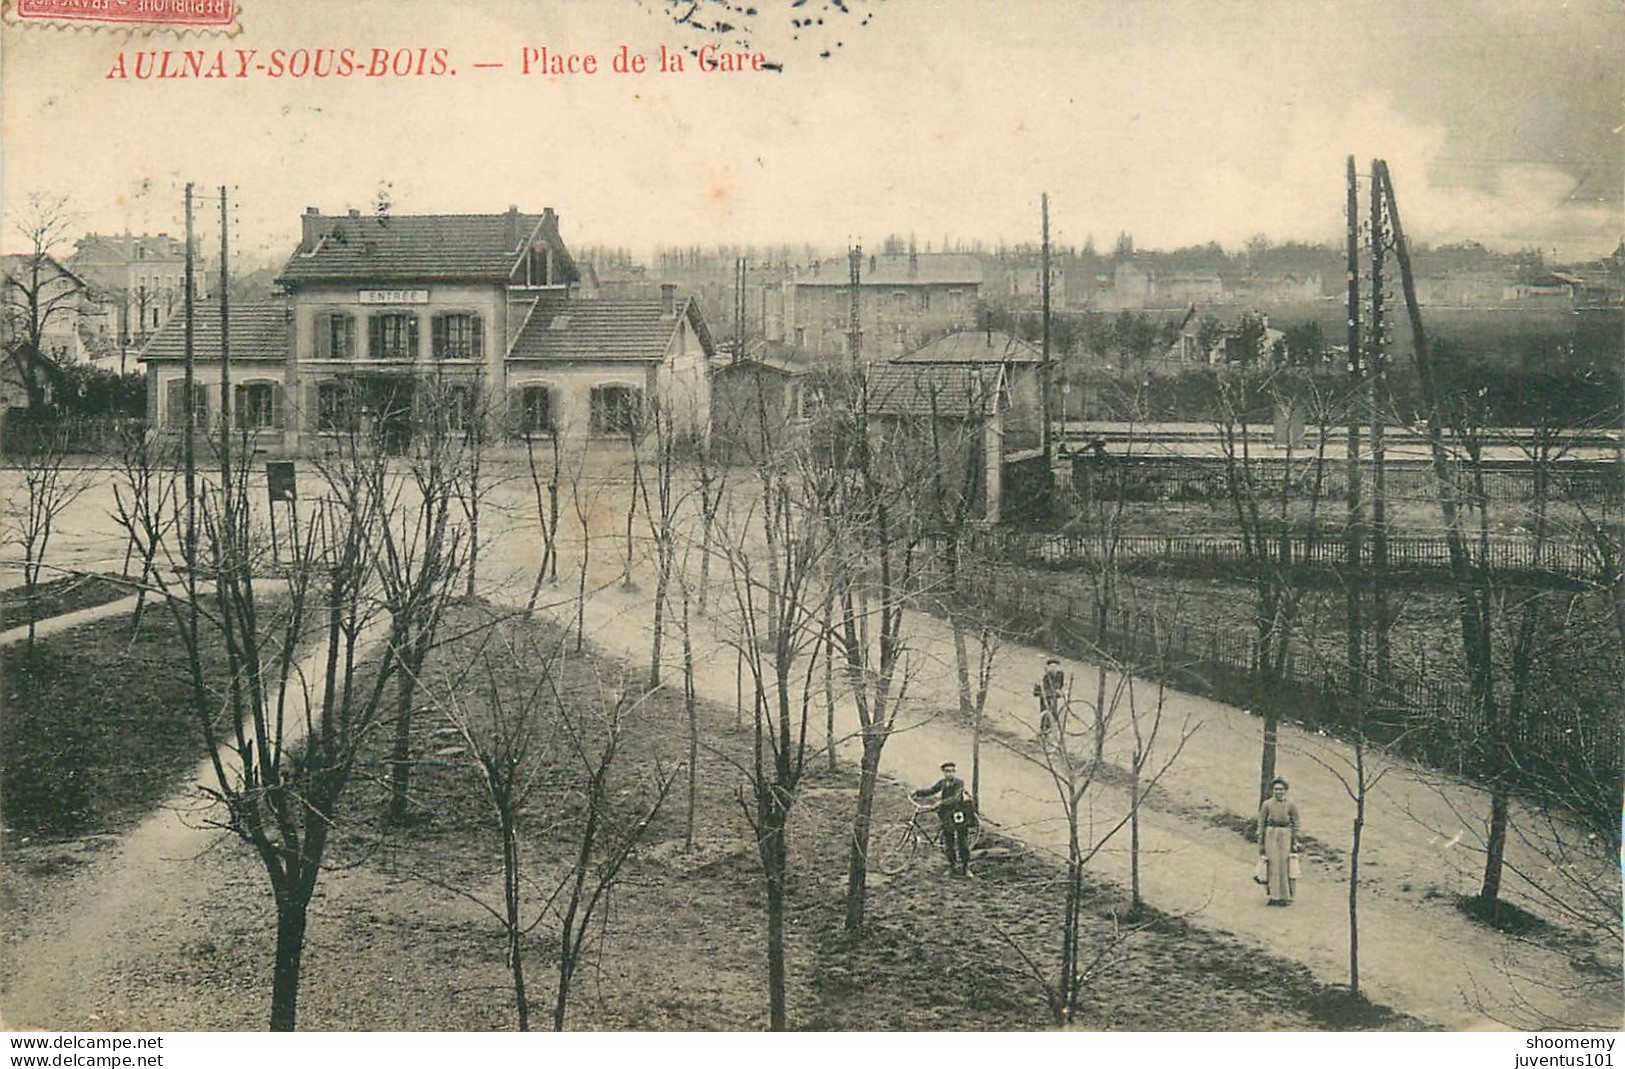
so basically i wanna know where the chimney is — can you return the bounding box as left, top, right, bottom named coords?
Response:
left=301, top=207, right=322, bottom=253
left=909, top=235, right=918, bottom=278
left=505, top=205, right=522, bottom=250
left=347, top=208, right=361, bottom=219
left=660, top=283, right=677, bottom=318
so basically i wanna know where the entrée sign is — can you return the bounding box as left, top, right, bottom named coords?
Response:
left=358, top=289, right=429, bottom=305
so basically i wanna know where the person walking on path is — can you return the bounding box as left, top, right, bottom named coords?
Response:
left=1034, top=656, right=1067, bottom=742
left=912, top=761, right=975, bottom=875
left=1257, top=777, right=1301, bottom=906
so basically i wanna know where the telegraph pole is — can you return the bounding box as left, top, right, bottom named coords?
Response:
left=1041, top=193, right=1053, bottom=466
left=734, top=256, right=746, bottom=363
left=847, top=244, right=862, bottom=369
left=1344, top=157, right=1364, bottom=714
left=183, top=183, right=197, bottom=578
left=220, top=186, right=232, bottom=482
left=1368, top=161, right=1390, bottom=689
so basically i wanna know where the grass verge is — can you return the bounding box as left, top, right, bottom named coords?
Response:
left=1, top=594, right=287, bottom=841
left=0, top=574, right=133, bottom=629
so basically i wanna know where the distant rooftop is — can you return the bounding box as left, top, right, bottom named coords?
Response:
left=0, top=253, right=88, bottom=289
left=798, top=253, right=982, bottom=288
left=893, top=329, right=1040, bottom=365
left=714, top=340, right=810, bottom=376
left=864, top=363, right=1003, bottom=419
left=72, top=233, right=187, bottom=263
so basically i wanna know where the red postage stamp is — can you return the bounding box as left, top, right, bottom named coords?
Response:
left=12, top=0, right=236, bottom=27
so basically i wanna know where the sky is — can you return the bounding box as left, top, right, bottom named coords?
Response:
left=2, top=0, right=1620, bottom=268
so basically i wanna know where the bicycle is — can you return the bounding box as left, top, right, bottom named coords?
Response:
left=874, top=799, right=980, bottom=877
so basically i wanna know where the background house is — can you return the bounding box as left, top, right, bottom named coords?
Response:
left=862, top=361, right=1014, bottom=522
left=1, top=253, right=93, bottom=409
left=69, top=233, right=195, bottom=367
left=787, top=249, right=982, bottom=360
left=890, top=328, right=1043, bottom=452
left=709, top=340, right=809, bottom=462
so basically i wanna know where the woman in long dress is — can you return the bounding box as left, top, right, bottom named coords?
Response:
left=1257, top=777, right=1300, bottom=905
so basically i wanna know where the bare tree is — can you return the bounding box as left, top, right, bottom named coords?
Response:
left=997, top=626, right=1198, bottom=1025
left=523, top=427, right=562, bottom=610
left=1380, top=161, right=1582, bottom=920
left=452, top=385, right=492, bottom=600
left=621, top=405, right=645, bottom=592
left=821, top=587, right=838, bottom=773
left=431, top=620, right=675, bottom=1031
left=1299, top=690, right=1400, bottom=996
left=3, top=418, right=92, bottom=651
left=545, top=670, right=677, bottom=1031
left=131, top=409, right=467, bottom=1030
left=1125, top=629, right=1183, bottom=912
left=964, top=621, right=1000, bottom=806
left=824, top=365, right=996, bottom=933
left=638, top=397, right=687, bottom=687
left=713, top=434, right=828, bottom=1030
left=110, top=423, right=179, bottom=633
left=694, top=435, right=726, bottom=614
left=381, top=380, right=471, bottom=824
left=920, top=367, right=1007, bottom=800
left=2, top=193, right=79, bottom=411
left=1066, top=393, right=1140, bottom=766
left=437, top=645, right=549, bottom=1030
left=1211, top=366, right=1331, bottom=800
left=677, top=542, right=701, bottom=849
left=566, top=444, right=602, bottom=654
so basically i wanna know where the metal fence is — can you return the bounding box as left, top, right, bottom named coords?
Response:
left=1065, top=453, right=1624, bottom=507
left=0, top=414, right=145, bottom=457
left=961, top=528, right=1609, bottom=580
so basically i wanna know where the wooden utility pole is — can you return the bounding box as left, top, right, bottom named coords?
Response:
left=1041, top=193, right=1053, bottom=466
left=734, top=255, right=747, bottom=364
left=220, top=186, right=232, bottom=478
left=1379, top=158, right=1507, bottom=915
left=1344, top=157, right=1364, bottom=715
left=183, top=183, right=197, bottom=576
left=847, top=244, right=862, bottom=369
left=1367, top=161, right=1390, bottom=690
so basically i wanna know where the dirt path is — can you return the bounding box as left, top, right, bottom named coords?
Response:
left=1, top=773, right=236, bottom=1029
left=508, top=569, right=1620, bottom=1032
left=0, top=611, right=387, bottom=1031
left=3, top=469, right=1616, bottom=1032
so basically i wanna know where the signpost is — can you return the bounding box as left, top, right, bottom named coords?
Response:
left=266, top=461, right=297, bottom=561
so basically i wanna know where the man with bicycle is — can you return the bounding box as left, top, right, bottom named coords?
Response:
left=1034, top=656, right=1067, bottom=743
left=912, top=761, right=976, bottom=876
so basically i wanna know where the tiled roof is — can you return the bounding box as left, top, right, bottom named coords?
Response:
left=863, top=363, right=1003, bottom=419
left=139, top=300, right=290, bottom=362
left=278, top=211, right=577, bottom=284
left=798, top=253, right=983, bottom=287
left=507, top=298, right=712, bottom=363
left=712, top=340, right=810, bottom=377
left=72, top=233, right=187, bottom=264
left=893, top=330, right=1040, bottom=365
left=1, top=253, right=88, bottom=290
